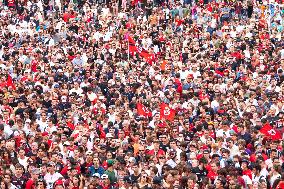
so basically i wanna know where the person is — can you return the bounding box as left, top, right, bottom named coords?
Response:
left=0, top=0, right=284, bottom=188
left=44, top=162, right=63, bottom=189
left=25, top=168, right=40, bottom=189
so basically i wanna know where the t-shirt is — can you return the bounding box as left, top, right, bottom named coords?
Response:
left=12, top=175, right=27, bottom=189
left=44, top=172, right=63, bottom=189
left=104, top=170, right=117, bottom=185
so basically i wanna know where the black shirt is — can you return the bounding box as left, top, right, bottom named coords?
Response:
left=12, top=175, right=27, bottom=189
left=130, top=173, right=141, bottom=184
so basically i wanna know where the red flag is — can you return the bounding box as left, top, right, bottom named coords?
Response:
left=138, top=47, right=150, bottom=59
left=6, top=74, right=16, bottom=90
left=160, top=103, right=176, bottom=122
left=137, top=103, right=152, bottom=117
left=127, top=36, right=136, bottom=45
left=260, top=123, right=282, bottom=140
left=129, top=45, right=138, bottom=55
left=127, top=35, right=153, bottom=63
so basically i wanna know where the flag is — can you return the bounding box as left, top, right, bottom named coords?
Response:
left=127, top=36, right=136, bottom=45
left=129, top=45, right=138, bottom=55
left=260, top=123, right=282, bottom=140
left=160, top=103, right=176, bottom=121
left=127, top=35, right=152, bottom=63
left=6, top=74, right=16, bottom=90
left=137, top=103, right=152, bottom=117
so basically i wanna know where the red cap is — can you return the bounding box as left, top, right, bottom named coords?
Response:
left=42, top=132, right=49, bottom=137
left=196, top=154, right=203, bottom=160
left=187, top=74, right=193, bottom=78
left=201, top=145, right=208, bottom=150
left=157, top=150, right=166, bottom=157
left=55, top=180, right=64, bottom=186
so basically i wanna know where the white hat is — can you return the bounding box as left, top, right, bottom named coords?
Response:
left=63, top=141, right=70, bottom=146
left=106, top=133, right=113, bottom=138
left=101, top=174, right=108, bottom=179
left=93, top=173, right=100, bottom=178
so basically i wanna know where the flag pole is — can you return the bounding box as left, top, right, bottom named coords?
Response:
left=128, top=38, right=130, bottom=62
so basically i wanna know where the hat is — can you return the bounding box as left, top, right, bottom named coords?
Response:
left=107, top=159, right=114, bottom=166
left=187, top=74, right=194, bottom=78
left=229, top=130, right=236, bottom=136
left=63, top=141, right=70, bottom=146
left=153, top=176, right=162, bottom=184
left=101, top=174, right=108, bottom=179
left=57, top=69, right=63, bottom=73
left=54, top=180, right=64, bottom=186
left=93, top=173, right=100, bottom=178
left=54, top=83, right=60, bottom=88
left=106, top=133, right=114, bottom=138
left=42, top=132, right=49, bottom=137
left=241, top=158, right=249, bottom=164
left=203, top=149, right=210, bottom=154
left=86, top=151, right=93, bottom=155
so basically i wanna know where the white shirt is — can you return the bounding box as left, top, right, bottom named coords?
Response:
left=18, top=157, right=29, bottom=170
left=36, top=120, right=48, bottom=132
left=166, top=159, right=177, bottom=168
left=44, top=172, right=63, bottom=189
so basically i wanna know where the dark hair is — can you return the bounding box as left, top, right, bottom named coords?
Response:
left=36, top=179, right=47, bottom=188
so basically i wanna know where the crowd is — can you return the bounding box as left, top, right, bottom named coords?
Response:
left=0, top=0, right=284, bottom=188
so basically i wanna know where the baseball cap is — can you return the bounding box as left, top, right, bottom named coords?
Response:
left=107, top=159, right=114, bottom=166
left=101, top=174, right=108, bottom=179
left=93, top=173, right=100, bottom=178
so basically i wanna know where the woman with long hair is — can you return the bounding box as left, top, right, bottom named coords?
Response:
left=138, top=171, right=150, bottom=189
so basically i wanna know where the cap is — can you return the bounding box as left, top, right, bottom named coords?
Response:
left=241, top=158, right=249, bottom=164
left=54, top=180, right=64, bottom=186
left=86, top=151, right=93, bottom=155
left=93, top=173, right=100, bottom=178
left=106, top=133, right=114, bottom=138
left=107, top=159, right=114, bottom=166
left=153, top=176, right=162, bottom=184
left=63, top=141, right=70, bottom=146
left=42, top=132, right=49, bottom=137
left=57, top=69, right=63, bottom=73
left=101, top=174, right=108, bottom=179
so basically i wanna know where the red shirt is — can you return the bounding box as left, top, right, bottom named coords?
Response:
left=207, top=170, right=218, bottom=181
left=25, top=179, right=35, bottom=189
left=242, top=169, right=252, bottom=179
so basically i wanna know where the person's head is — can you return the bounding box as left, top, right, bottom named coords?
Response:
left=47, top=162, right=56, bottom=173
left=3, top=173, right=12, bottom=184
left=101, top=174, right=109, bottom=184
left=72, top=174, right=81, bottom=186
left=211, top=162, right=219, bottom=172
left=15, top=163, right=24, bottom=175
left=0, top=180, right=8, bottom=189
left=215, top=178, right=225, bottom=189
left=31, top=168, right=40, bottom=180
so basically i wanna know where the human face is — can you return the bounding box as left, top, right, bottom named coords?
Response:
left=3, top=175, right=11, bottom=184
